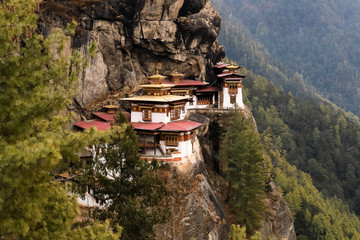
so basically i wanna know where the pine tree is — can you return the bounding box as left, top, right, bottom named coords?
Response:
left=0, top=1, right=119, bottom=238
left=220, top=111, right=269, bottom=234
left=76, top=112, right=168, bottom=240
left=229, top=224, right=262, bottom=240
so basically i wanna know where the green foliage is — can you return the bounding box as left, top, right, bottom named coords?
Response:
left=229, top=225, right=246, bottom=240
left=0, top=1, right=117, bottom=238
left=220, top=111, right=270, bottom=234
left=76, top=112, right=168, bottom=240
left=243, top=71, right=360, bottom=239
left=88, top=41, right=97, bottom=58
left=272, top=152, right=360, bottom=240
left=72, top=221, right=121, bottom=240
left=217, top=21, right=313, bottom=102
left=245, top=72, right=360, bottom=212
left=229, top=224, right=261, bottom=240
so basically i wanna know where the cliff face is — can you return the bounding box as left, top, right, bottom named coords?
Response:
left=156, top=160, right=230, bottom=240
left=261, top=182, right=296, bottom=240
left=40, top=1, right=296, bottom=238
left=40, top=0, right=224, bottom=110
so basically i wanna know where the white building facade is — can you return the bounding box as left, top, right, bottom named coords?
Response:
left=121, top=72, right=203, bottom=163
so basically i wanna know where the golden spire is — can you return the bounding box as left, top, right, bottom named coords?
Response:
left=149, top=69, right=166, bottom=84
left=226, top=61, right=240, bottom=69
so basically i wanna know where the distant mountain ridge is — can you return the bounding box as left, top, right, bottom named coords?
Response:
left=212, top=0, right=360, bottom=116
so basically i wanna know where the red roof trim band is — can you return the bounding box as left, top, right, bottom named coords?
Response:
left=132, top=120, right=202, bottom=132
left=158, top=120, right=203, bottom=132
left=196, top=86, right=219, bottom=93
left=75, top=120, right=111, bottom=131
left=217, top=73, right=246, bottom=78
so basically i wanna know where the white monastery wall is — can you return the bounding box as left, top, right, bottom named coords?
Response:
left=131, top=111, right=142, bottom=122
left=152, top=112, right=170, bottom=123
left=222, top=87, right=244, bottom=108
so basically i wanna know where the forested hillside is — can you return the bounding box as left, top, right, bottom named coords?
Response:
left=217, top=21, right=312, bottom=99
left=213, top=0, right=360, bottom=116
left=241, top=68, right=360, bottom=239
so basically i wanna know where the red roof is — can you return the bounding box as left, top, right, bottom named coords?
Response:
left=93, top=112, right=131, bottom=122
left=217, top=73, right=246, bottom=78
left=131, top=120, right=202, bottom=132
left=196, top=86, right=219, bottom=93
left=131, top=122, right=165, bottom=131
left=150, top=80, right=207, bottom=86
left=159, top=120, right=203, bottom=132
left=75, top=120, right=111, bottom=131
left=93, top=112, right=116, bottom=122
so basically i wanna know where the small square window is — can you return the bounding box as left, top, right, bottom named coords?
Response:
left=165, top=135, right=178, bottom=146
left=170, top=107, right=181, bottom=120
left=142, top=109, right=152, bottom=121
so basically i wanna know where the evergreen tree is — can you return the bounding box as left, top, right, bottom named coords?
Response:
left=242, top=69, right=360, bottom=239
left=76, top=112, right=168, bottom=240
left=0, top=1, right=118, bottom=238
left=229, top=224, right=262, bottom=240
left=220, top=111, right=269, bottom=234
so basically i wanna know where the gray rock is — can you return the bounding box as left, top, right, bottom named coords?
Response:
left=40, top=0, right=225, bottom=109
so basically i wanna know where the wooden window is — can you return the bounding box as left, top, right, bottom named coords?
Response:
left=142, top=109, right=152, bottom=121
left=228, top=84, right=238, bottom=94
left=165, top=135, right=178, bottom=146
left=170, top=107, right=181, bottom=120
left=138, top=134, right=156, bottom=147
left=197, top=95, right=212, bottom=105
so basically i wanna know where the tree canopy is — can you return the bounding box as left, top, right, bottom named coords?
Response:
left=242, top=68, right=360, bottom=239
left=74, top=113, right=168, bottom=240
left=220, top=111, right=270, bottom=234
left=0, top=1, right=119, bottom=238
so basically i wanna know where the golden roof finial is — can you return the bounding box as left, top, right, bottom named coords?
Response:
left=226, top=60, right=239, bottom=69
left=149, top=69, right=166, bottom=84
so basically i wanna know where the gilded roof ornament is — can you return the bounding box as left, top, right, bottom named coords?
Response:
left=149, top=69, right=166, bottom=83
left=226, top=61, right=240, bottom=69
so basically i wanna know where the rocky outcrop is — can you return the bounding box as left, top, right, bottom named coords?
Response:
left=155, top=160, right=230, bottom=240
left=40, top=0, right=224, bottom=110
left=261, top=182, right=297, bottom=240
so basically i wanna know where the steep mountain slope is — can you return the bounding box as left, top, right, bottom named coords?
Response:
left=212, top=0, right=360, bottom=116
left=211, top=2, right=360, bottom=217
left=242, top=68, right=360, bottom=239
left=217, top=20, right=313, bottom=99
